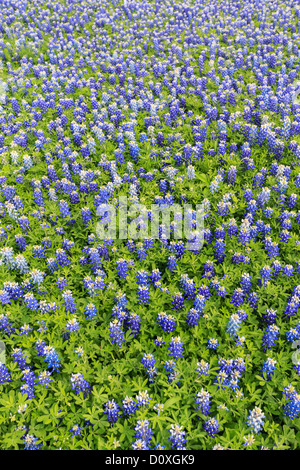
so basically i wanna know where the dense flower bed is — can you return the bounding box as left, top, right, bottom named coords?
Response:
left=0, top=0, right=300, bottom=450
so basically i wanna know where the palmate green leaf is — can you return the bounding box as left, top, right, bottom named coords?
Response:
left=197, top=173, right=209, bottom=184
left=163, top=395, right=181, bottom=409
left=37, top=415, right=53, bottom=425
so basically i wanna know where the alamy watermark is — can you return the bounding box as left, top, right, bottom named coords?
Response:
left=0, top=80, right=7, bottom=106
left=292, top=340, right=300, bottom=366
left=95, top=197, right=205, bottom=251
left=292, top=80, right=300, bottom=105
left=0, top=341, right=6, bottom=365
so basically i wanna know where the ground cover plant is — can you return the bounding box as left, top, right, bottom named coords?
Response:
left=0, top=0, right=300, bottom=451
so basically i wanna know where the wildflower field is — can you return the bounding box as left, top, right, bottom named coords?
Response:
left=0, top=0, right=300, bottom=451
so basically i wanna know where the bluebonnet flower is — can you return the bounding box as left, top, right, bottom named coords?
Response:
left=127, top=313, right=141, bottom=337
left=282, top=264, right=294, bottom=277
left=20, top=383, right=35, bottom=399
left=195, top=360, right=210, bottom=377
left=171, top=292, right=184, bottom=311
left=11, top=348, right=27, bottom=370
left=171, top=240, right=185, bottom=259
left=137, top=285, right=150, bottom=304
left=187, top=165, right=196, bottom=180
left=259, top=265, right=272, bottom=286
left=214, top=238, right=225, bottom=263
left=235, top=335, right=246, bottom=346
left=243, top=434, right=256, bottom=447
left=37, top=371, right=53, bottom=388
left=238, top=225, right=251, bottom=246
left=227, top=165, right=237, bottom=184
left=83, top=275, right=106, bottom=297
left=33, top=188, right=45, bottom=207
left=180, top=275, right=196, bottom=300
left=141, top=353, right=156, bottom=369
left=136, top=243, right=147, bottom=260
left=15, top=234, right=27, bottom=251
left=232, top=252, right=247, bottom=264
left=271, top=260, right=282, bottom=277
left=0, top=362, right=12, bottom=385
left=150, top=269, right=162, bottom=285
left=47, top=258, right=58, bottom=273
left=195, top=389, right=211, bottom=416
left=168, top=337, right=184, bottom=359
left=32, top=245, right=46, bottom=259
left=226, top=314, right=242, bottom=337
left=23, top=434, right=42, bottom=450
left=262, top=325, right=280, bottom=351
left=20, top=324, right=33, bottom=336
left=186, top=308, right=202, bottom=328
left=163, top=359, right=179, bottom=384
left=136, top=270, right=149, bottom=286
left=226, top=219, right=238, bottom=238
left=168, top=424, right=187, bottom=450
left=264, top=238, right=279, bottom=259
left=157, top=312, right=176, bottom=333
left=280, top=218, right=293, bottom=231
left=207, top=338, right=219, bottom=350
left=279, top=229, right=291, bottom=243
left=237, top=309, right=247, bottom=322
left=55, top=248, right=71, bottom=267
left=283, top=392, right=300, bottom=419
left=153, top=403, right=164, bottom=415
left=116, top=259, right=129, bottom=279
left=0, top=247, right=15, bottom=268
left=70, top=424, right=83, bottom=437
left=15, top=254, right=29, bottom=274
left=75, top=347, right=84, bottom=358
left=122, top=396, right=138, bottom=417
left=58, top=200, right=72, bottom=218
left=131, top=439, right=149, bottom=450
left=263, top=207, right=274, bottom=218
left=104, top=400, right=121, bottom=424
left=214, top=226, right=226, bottom=240
left=29, top=269, right=45, bottom=286
left=240, top=273, right=252, bottom=294
left=35, top=339, right=46, bottom=357
left=84, top=303, right=97, bottom=321
left=283, top=385, right=297, bottom=400
left=1, top=0, right=300, bottom=448
left=203, top=417, right=220, bottom=438
left=18, top=216, right=30, bottom=233
left=0, top=289, right=11, bottom=305
left=136, top=390, right=151, bottom=407
left=109, top=319, right=125, bottom=346
left=246, top=407, right=265, bottom=434
left=231, top=288, right=245, bottom=307
left=134, top=420, right=153, bottom=445
left=81, top=207, right=93, bottom=225
left=66, top=317, right=80, bottom=334
left=203, top=260, right=216, bottom=279
left=209, top=174, right=223, bottom=193
left=166, top=255, right=177, bottom=272
left=62, top=290, right=77, bottom=313
left=286, top=327, right=300, bottom=343
left=56, top=277, right=68, bottom=291
left=153, top=336, right=165, bottom=347
left=260, top=358, right=277, bottom=381
left=287, top=194, right=297, bottom=209
left=70, top=373, right=91, bottom=397
left=214, top=357, right=244, bottom=390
